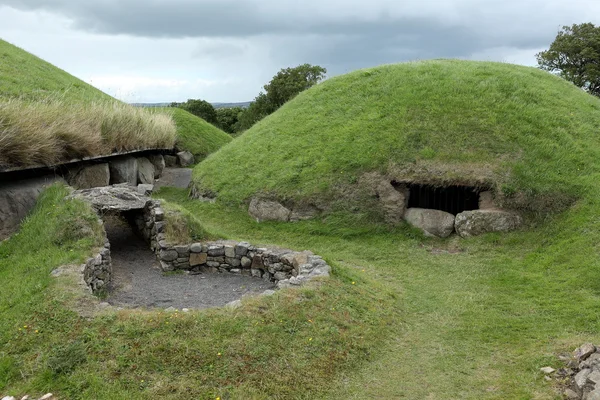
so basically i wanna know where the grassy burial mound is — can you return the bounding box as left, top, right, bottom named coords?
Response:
left=0, top=39, right=177, bottom=170
left=154, top=107, right=232, bottom=162
left=192, top=60, right=600, bottom=220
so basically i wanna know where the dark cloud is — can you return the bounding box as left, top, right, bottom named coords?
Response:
left=0, top=0, right=569, bottom=49
left=1, top=0, right=597, bottom=98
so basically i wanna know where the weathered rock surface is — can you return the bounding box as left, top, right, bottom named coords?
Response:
left=289, top=205, right=320, bottom=221
left=1, top=393, right=55, bottom=400
left=164, top=155, right=178, bottom=168
left=248, top=198, right=291, bottom=222
left=478, top=190, right=496, bottom=210
left=148, top=154, right=166, bottom=178
left=137, top=157, right=155, bottom=184
left=455, top=209, right=522, bottom=237
left=404, top=208, right=455, bottom=238
left=136, top=184, right=154, bottom=195
left=377, top=180, right=408, bottom=224
left=69, top=186, right=150, bottom=213
left=66, top=163, right=110, bottom=189
left=549, top=343, right=600, bottom=400
left=177, top=151, right=195, bottom=167
left=0, top=175, right=64, bottom=240
left=109, top=156, right=138, bottom=185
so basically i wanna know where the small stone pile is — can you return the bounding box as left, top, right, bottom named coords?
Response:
left=1, top=393, right=54, bottom=400
left=543, top=343, right=600, bottom=399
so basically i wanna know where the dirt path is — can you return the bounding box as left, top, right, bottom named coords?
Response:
left=104, top=217, right=275, bottom=309
left=154, top=168, right=192, bottom=190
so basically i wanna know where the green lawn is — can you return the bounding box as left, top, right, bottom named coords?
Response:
left=2, top=184, right=600, bottom=398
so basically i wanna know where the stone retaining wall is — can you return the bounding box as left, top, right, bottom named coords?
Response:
left=131, top=200, right=330, bottom=288
left=73, top=186, right=330, bottom=293
left=157, top=241, right=330, bottom=288
left=82, top=219, right=112, bottom=292
left=74, top=191, right=330, bottom=292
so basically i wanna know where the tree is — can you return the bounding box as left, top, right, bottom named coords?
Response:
left=263, top=64, right=327, bottom=110
left=537, top=23, right=600, bottom=97
left=171, top=99, right=218, bottom=125
left=236, top=64, right=327, bottom=131
left=216, top=107, right=245, bottom=134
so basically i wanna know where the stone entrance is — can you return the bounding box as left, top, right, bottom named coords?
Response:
left=404, top=183, right=483, bottom=216
left=70, top=185, right=331, bottom=308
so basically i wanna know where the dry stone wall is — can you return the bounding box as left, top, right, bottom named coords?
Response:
left=127, top=199, right=330, bottom=288
left=72, top=186, right=330, bottom=293
left=82, top=219, right=112, bottom=292
left=156, top=240, right=330, bottom=288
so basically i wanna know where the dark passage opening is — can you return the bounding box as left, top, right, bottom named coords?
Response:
left=404, top=183, right=482, bottom=215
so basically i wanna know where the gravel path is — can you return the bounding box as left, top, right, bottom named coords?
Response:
left=154, top=168, right=192, bottom=189
left=105, top=217, right=275, bottom=310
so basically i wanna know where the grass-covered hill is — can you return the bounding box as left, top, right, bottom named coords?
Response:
left=0, top=39, right=230, bottom=169
left=154, top=107, right=232, bottom=162
left=193, top=60, right=600, bottom=215
left=0, top=39, right=112, bottom=103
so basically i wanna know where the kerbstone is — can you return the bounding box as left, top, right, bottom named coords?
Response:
left=404, top=208, right=455, bottom=238
left=248, top=198, right=291, bottom=222
left=455, top=209, right=522, bottom=237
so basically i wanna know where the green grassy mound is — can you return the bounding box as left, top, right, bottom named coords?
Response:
left=0, top=40, right=228, bottom=169
left=155, top=108, right=232, bottom=162
left=0, top=40, right=112, bottom=103
left=0, top=39, right=176, bottom=169
left=193, top=60, right=600, bottom=215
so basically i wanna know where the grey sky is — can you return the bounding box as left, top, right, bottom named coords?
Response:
left=0, top=0, right=598, bottom=103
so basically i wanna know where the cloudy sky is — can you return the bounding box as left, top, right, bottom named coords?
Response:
left=0, top=0, right=598, bottom=103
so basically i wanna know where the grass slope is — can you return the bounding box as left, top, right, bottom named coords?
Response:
left=0, top=185, right=395, bottom=399
left=0, top=39, right=112, bottom=103
left=0, top=40, right=227, bottom=169
left=155, top=108, right=232, bottom=162
left=193, top=60, right=600, bottom=212
left=3, top=183, right=600, bottom=398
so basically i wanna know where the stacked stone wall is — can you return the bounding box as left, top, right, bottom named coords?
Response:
left=73, top=187, right=330, bottom=293
left=82, top=219, right=112, bottom=292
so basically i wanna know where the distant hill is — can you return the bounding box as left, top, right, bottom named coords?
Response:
left=133, top=102, right=251, bottom=109
left=212, top=102, right=251, bottom=109
left=152, top=107, right=232, bottom=161
left=131, top=102, right=171, bottom=108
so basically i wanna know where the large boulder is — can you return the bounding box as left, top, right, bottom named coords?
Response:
left=404, top=208, right=455, bottom=238
left=66, top=163, right=110, bottom=189
left=148, top=154, right=166, bottom=178
left=137, top=157, right=155, bottom=184
left=0, top=175, right=64, bottom=240
left=455, top=209, right=522, bottom=237
left=248, top=198, right=291, bottom=222
left=109, top=156, right=138, bottom=186
left=377, top=180, right=408, bottom=224
left=177, top=151, right=195, bottom=167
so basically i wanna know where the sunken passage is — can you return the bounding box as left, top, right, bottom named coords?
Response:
left=404, top=183, right=482, bottom=215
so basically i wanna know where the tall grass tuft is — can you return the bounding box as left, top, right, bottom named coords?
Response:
left=0, top=98, right=176, bottom=169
